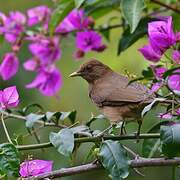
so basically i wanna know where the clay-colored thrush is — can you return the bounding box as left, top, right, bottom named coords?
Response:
left=69, top=59, right=155, bottom=135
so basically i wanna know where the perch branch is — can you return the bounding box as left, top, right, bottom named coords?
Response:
left=151, top=0, right=180, bottom=13
left=2, top=110, right=67, bottom=128
left=16, top=133, right=160, bottom=151
left=25, top=157, right=180, bottom=179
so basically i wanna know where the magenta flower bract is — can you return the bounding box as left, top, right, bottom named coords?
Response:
left=172, top=50, right=180, bottom=64
left=2, top=11, right=26, bottom=43
left=158, top=112, right=173, bottom=119
left=23, top=59, right=38, bottom=71
left=0, top=53, right=19, bottom=80
left=168, top=69, right=180, bottom=95
left=19, top=159, right=53, bottom=177
left=139, top=16, right=176, bottom=62
left=27, top=5, right=51, bottom=29
left=56, top=9, right=93, bottom=33
left=29, top=37, right=61, bottom=66
left=151, top=65, right=167, bottom=79
left=26, top=67, right=63, bottom=96
left=0, top=86, right=19, bottom=110
left=150, top=82, right=162, bottom=93
left=148, top=16, right=176, bottom=50
left=76, top=31, right=106, bottom=52
left=138, top=44, right=162, bottom=62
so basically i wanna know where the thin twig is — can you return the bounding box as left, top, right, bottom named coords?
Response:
left=151, top=0, right=180, bottom=13
left=25, top=158, right=180, bottom=179
left=16, top=133, right=160, bottom=151
left=1, top=113, right=13, bottom=144
left=93, top=24, right=123, bottom=31
left=2, top=110, right=67, bottom=128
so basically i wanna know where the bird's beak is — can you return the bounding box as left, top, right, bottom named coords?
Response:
left=69, top=71, right=82, bottom=77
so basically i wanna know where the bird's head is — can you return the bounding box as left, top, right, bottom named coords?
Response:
left=69, top=59, right=111, bottom=82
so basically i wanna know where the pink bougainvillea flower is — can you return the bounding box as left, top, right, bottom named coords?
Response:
left=27, top=5, right=51, bottom=29
left=23, top=59, right=38, bottom=71
left=172, top=50, right=180, bottom=64
left=150, top=82, right=162, bottom=93
left=2, top=11, right=26, bottom=43
left=148, top=16, right=176, bottom=51
left=19, top=159, right=53, bottom=177
left=0, top=53, right=19, bottom=80
left=26, top=66, right=63, bottom=96
left=56, top=9, right=93, bottom=33
left=151, top=65, right=167, bottom=79
left=167, top=69, right=180, bottom=95
left=0, top=86, right=19, bottom=109
left=138, top=44, right=162, bottom=62
left=158, top=108, right=180, bottom=119
left=158, top=112, right=173, bottom=119
left=139, top=16, right=176, bottom=62
left=29, top=37, right=61, bottom=66
left=76, top=31, right=106, bottom=53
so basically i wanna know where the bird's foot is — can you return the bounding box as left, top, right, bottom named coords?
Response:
left=133, top=131, right=140, bottom=143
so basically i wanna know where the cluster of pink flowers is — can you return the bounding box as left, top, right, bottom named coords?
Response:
left=0, top=6, right=106, bottom=96
left=139, top=16, right=180, bottom=119
left=19, top=159, right=53, bottom=177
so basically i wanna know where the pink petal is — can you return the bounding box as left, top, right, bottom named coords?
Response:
left=0, top=53, right=19, bottom=80
left=2, top=86, right=19, bottom=108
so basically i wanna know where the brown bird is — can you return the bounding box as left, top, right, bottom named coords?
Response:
left=69, top=59, right=155, bottom=135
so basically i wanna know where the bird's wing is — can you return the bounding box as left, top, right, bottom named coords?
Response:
left=91, top=72, right=152, bottom=106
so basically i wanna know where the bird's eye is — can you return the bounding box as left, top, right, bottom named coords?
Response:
left=86, top=65, right=92, bottom=71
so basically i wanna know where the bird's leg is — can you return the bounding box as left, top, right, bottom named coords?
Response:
left=95, top=125, right=113, bottom=137
left=120, top=121, right=126, bottom=135
left=136, top=119, right=142, bottom=141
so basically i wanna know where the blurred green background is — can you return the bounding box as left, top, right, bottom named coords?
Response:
left=0, top=1, right=178, bottom=180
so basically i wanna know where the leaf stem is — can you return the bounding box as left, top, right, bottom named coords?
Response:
left=1, top=113, right=13, bottom=144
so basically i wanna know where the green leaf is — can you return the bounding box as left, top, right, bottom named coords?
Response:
left=142, top=120, right=171, bottom=158
left=71, top=125, right=91, bottom=134
left=121, top=0, right=145, bottom=33
left=86, top=114, right=106, bottom=127
left=118, top=18, right=152, bottom=55
left=142, top=67, right=154, bottom=78
left=85, top=0, right=120, bottom=19
left=60, top=111, right=77, bottom=123
left=161, top=124, right=180, bottom=157
left=49, top=0, right=74, bottom=34
left=45, top=110, right=77, bottom=124
left=0, top=143, right=20, bottom=178
left=141, top=98, right=166, bottom=117
left=25, top=113, right=44, bottom=128
left=74, top=0, right=85, bottom=8
left=49, top=128, right=74, bottom=157
left=22, top=103, right=44, bottom=115
left=46, top=111, right=61, bottom=122
left=99, top=140, right=129, bottom=180
left=163, top=67, right=180, bottom=79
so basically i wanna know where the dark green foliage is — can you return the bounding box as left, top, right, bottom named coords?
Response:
left=99, top=140, right=129, bottom=180
left=0, top=143, right=20, bottom=179
left=161, top=124, right=180, bottom=157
